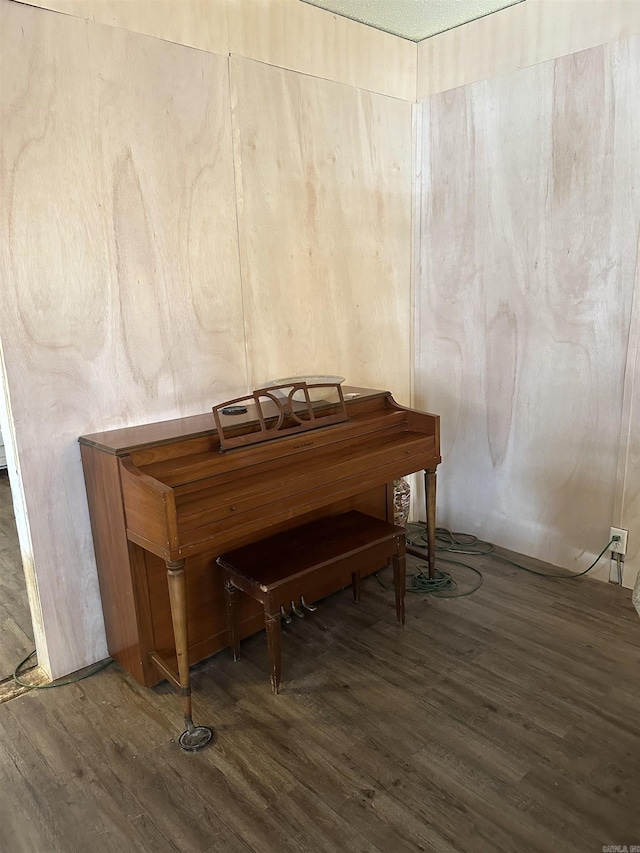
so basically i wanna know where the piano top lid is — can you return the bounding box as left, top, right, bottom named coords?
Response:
left=78, top=386, right=391, bottom=456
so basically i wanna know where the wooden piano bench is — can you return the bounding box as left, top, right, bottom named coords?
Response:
left=216, top=510, right=407, bottom=694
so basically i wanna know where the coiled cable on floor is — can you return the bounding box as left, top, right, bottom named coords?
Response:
left=376, top=523, right=616, bottom=599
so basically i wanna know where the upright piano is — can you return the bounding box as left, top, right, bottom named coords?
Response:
left=79, top=385, right=440, bottom=746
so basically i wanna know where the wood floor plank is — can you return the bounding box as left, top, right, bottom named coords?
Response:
left=266, top=785, right=390, bottom=853
left=0, top=548, right=638, bottom=852
left=337, top=789, right=444, bottom=853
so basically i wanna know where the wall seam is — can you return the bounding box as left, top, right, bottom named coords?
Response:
left=227, top=54, right=252, bottom=392
left=409, top=101, right=423, bottom=410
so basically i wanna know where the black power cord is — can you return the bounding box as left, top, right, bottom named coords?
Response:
left=12, top=649, right=112, bottom=690
left=376, top=522, right=616, bottom=598
left=10, top=529, right=618, bottom=684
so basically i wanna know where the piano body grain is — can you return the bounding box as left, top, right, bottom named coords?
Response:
left=79, top=387, right=441, bottom=691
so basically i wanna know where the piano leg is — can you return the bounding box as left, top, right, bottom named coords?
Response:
left=166, top=559, right=214, bottom=751
left=424, top=467, right=437, bottom=579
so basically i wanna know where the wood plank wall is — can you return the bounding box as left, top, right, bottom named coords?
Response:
left=0, top=0, right=414, bottom=677
left=3, top=0, right=640, bottom=680
left=416, top=35, right=640, bottom=588
left=417, top=0, right=640, bottom=98
left=0, top=2, right=248, bottom=674
left=616, top=231, right=640, bottom=590
left=13, top=0, right=417, bottom=100
left=231, top=56, right=412, bottom=393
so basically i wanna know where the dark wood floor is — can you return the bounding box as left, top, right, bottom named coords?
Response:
left=0, top=547, right=639, bottom=853
left=0, top=470, right=33, bottom=677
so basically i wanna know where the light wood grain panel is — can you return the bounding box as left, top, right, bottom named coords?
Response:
left=614, top=35, right=640, bottom=589
left=417, top=37, right=640, bottom=580
left=231, top=56, right=413, bottom=404
left=619, top=284, right=640, bottom=589
left=14, top=0, right=417, bottom=100
left=417, top=0, right=640, bottom=98
left=0, top=1, right=246, bottom=676
left=228, top=0, right=416, bottom=100
left=33, top=0, right=231, bottom=55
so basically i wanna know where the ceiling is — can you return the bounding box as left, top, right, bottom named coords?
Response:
left=300, top=0, right=524, bottom=42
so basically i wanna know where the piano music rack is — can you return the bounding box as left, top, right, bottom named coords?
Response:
left=212, top=381, right=349, bottom=451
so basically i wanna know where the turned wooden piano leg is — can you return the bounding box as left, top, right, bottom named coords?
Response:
left=166, top=559, right=213, bottom=751
left=424, top=467, right=437, bottom=579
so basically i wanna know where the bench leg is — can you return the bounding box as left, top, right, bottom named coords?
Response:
left=351, top=571, right=361, bottom=603
left=264, top=610, right=282, bottom=694
left=392, top=550, right=406, bottom=627
left=224, top=580, right=241, bottom=661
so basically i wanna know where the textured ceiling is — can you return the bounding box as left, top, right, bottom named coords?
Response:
left=300, top=0, right=524, bottom=42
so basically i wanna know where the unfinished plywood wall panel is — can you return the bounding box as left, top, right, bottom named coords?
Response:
left=417, top=36, right=640, bottom=580
left=231, top=56, right=413, bottom=402
left=417, top=0, right=640, bottom=97
left=228, top=0, right=416, bottom=100
left=0, top=1, right=246, bottom=676
left=615, top=35, right=640, bottom=589
left=619, top=253, right=640, bottom=589
left=14, top=0, right=417, bottom=100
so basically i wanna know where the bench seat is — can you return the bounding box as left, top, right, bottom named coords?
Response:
left=216, top=510, right=406, bottom=693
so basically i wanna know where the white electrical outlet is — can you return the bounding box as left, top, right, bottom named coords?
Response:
left=610, top=527, right=628, bottom=555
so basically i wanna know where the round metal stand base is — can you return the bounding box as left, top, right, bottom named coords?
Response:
left=178, top=725, right=214, bottom=752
